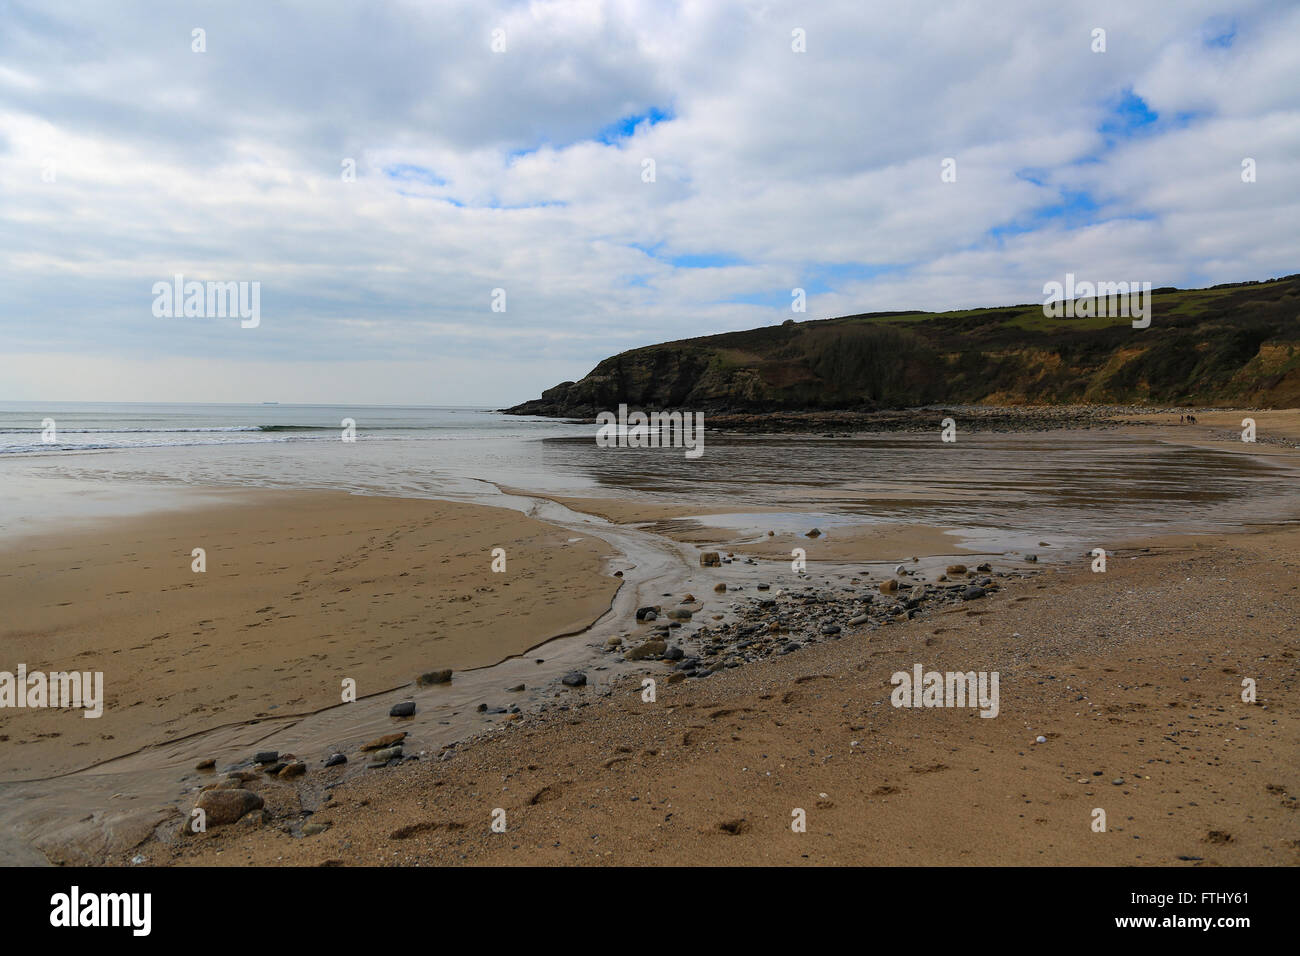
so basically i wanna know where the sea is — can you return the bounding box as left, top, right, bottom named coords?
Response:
left=2, top=401, right=1298, bottom=554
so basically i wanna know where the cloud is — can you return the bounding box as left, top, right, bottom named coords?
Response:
left=0, top=0, right=1296, bottom=403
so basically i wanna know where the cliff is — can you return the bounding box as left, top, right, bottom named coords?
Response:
left=505, top=275, right=1300, bottom=416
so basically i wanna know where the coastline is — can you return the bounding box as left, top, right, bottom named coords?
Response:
left=1, top=417, right=1297, bottom=865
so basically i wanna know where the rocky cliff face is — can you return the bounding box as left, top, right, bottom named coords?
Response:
left=506, top=276, right=1300, bottom=416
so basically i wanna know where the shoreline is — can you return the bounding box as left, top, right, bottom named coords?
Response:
left=2, top=419, right=1298, bottom=865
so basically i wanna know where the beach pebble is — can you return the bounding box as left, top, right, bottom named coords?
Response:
left=806, top=528, right=821, bottom=538
left=848, top=614, right=870, bottom=626
left=1024, top=554, right=1038, bottom=563
left=700, top=552, right=721, bottom=567
left=1035, top=735, right=1047, bottom=744
left=195, top=758, right=216, bottom=771
left=416, top=669, right=452, bottom=686
left=879, top=579, right=899, bottom=594
left=961, top=585, right=987, bottom=601
left=360, top=732, right=406, bottom=752
left=191, top=789, right=263, bottom=831
left=946, top=564, right=967, bottom=575
left=389, top=701, right=416, bottom=718
left=561, top=671, right=587, bottom=687
left=302, top=822, right=330, bottom=837
left=635, top=605, right=660, bottom=620
left=324, top=753, right=347, bottom=768
left=820, top=624, right=841, bottom=635
left=625, top=639, right=667, bottom=661
left=278, top=761, right=307, bottom=779
left=714, top=582, right=726, bottom=592
left=507, top=683, right=525, bottom=692
left=254, top=751, right=279, bottom=765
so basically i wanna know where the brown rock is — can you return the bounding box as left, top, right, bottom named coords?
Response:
left=625, top=639, right=667, bottom=661
left=360, top=732, right=407, bottom=752
left=190, top=789, right=264, bottom=831
left=278, top=761, right=307, bottom=779
left=416, top=669, right=453, bottom=686
left=879, top=579, right=899, bottom=594
left=946, top=564, right=967, bottom=575
left=700, top=551, right=721, bottom=567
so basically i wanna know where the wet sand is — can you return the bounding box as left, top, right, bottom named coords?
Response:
left=0, top=490, right=618, bottom=782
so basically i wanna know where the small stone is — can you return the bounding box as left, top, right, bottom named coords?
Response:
left=507, top=683, right=525, bottom=692
left=254, top=751, right=279, bottom=764
left=946, top=564, right=967, bottom=575
left=278, top=761, right=307, bottom=779
left=416, top=669, right=452, bottom=686
left=302, top=822, right=330, bottom=837
left=848, top=614, right=870, bottom=626
left=636, top=605, right=661, bottom=620
left=806, top=528, right=821, bottom=538
left=962, top=585, right=987, bottom=601
left=324, top=753, right=347, bottom=767
left=190, top=789, right=264, bottom=831
left=1112, top=778, right=1124, bottom=786
left=1024, top=554, right=1038, bottom=563
left=360, top=732, right=406, bottom=751
left=714, top=582, right=726, bottom=593
left=1035, top=736, right=1046, bottom=744
left=820, top=624, right=841, bottom=635
left=389, top=701, right=416, bottom=718
left=561, top=671, right=587, bottom=687
left=879, top=579, right=899, bottom=594
left=195, top=758, right=216, bottom=771
left=626, top=639, right=667, bottom=661
left=700, top=552, right=721, bottom=567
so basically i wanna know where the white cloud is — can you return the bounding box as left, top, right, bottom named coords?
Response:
left=0, top=0, right=1296, bottom=404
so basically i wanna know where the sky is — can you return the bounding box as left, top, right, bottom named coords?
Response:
left=0, top=0, right=1296, bottom=405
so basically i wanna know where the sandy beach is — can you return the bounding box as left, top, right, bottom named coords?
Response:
left=0, top=491, right=618, bottom=782
left=1, top=419, right=1297, bottom=867
left=129, top=522, right=1300, bottom=867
